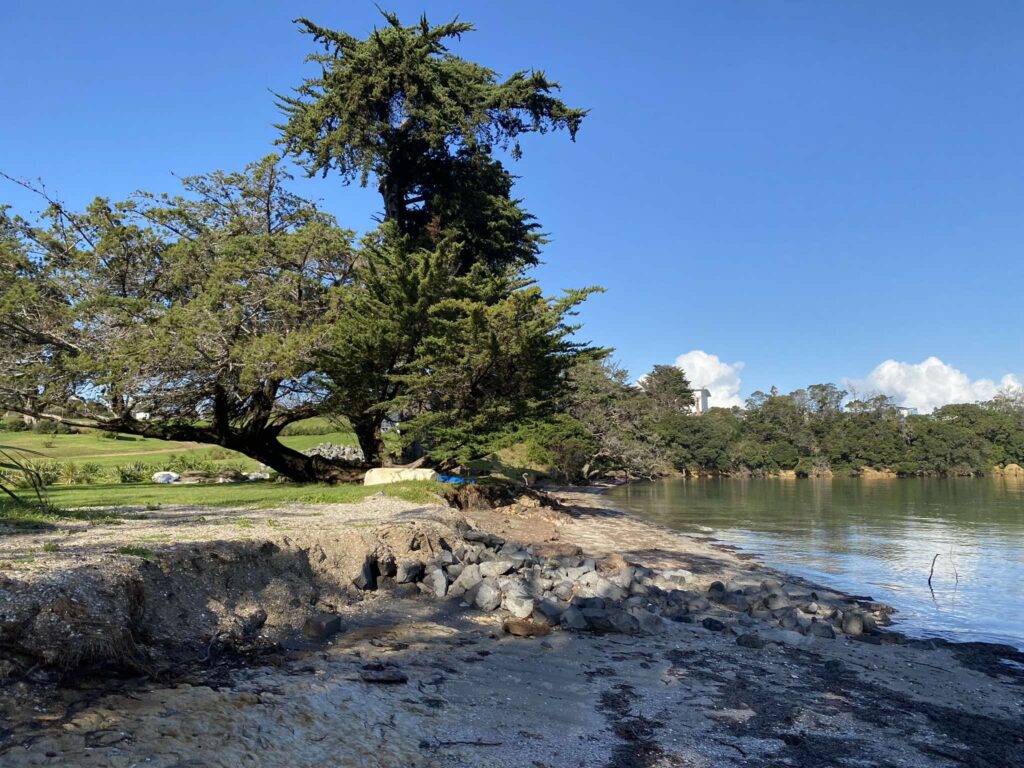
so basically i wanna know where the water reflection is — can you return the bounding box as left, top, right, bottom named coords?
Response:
left=610, top=477, right=1024, bottom=648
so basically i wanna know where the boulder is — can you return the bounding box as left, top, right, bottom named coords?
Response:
left=842, top=613, right=865, bottom=636
left=474, top=579, right=503, bottom=611
left=447, top=564, right=482, bottom=598
left=363, top=467, right=440, bottom=486
left=423, top=568, right=448, bottom=598
left=503, top=594, right=535, bottom=619
left=702, top=617, right=727, bottom=632
left=480, top=560, right=514, bottom=578
left=560, top=607, right=589, bottom=631
left=303, top=613, right=342, bottom=641
left=736, top=632, right=766, bottom=649
left=151, top=471, right=180, bottom=484
left=395, top=560, right=424, bottom=584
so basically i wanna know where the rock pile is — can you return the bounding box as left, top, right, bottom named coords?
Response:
left=354, top=527, right=891, bottom=642
left=303, top=443, right=365, bottom=465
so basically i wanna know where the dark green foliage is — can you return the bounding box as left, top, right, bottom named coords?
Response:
left=651, top=381, right=1024, bottom=477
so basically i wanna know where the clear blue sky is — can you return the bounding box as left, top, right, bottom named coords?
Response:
left=2, top=1, right=1021, bottom=405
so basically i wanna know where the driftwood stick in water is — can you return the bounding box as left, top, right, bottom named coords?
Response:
left=928, top=553, right=941, bottom=587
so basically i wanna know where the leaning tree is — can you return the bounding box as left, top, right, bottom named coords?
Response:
left=277, top=10, right=590, bottom=462
left=0, top=155, right=360, bottom=481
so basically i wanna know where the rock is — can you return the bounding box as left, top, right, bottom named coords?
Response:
left=352, top=557, right=378, bottom=591
left=736, top=632, right=766, bottom=649
left=551, top=580, right=575, bottom=601
left=302, top=613, right=342, bottom=641
left=627, top=606, right=664, bottom=635
left=764, top=592, right=789, bottom=610
left=151, top=471, right=180, bottom=484
left=447, top=564, right=482, bottom=598
left=363, top=467, right=440, bottom=486
left=565, top=565, right=594, bottom=581
left=474, top=579, right=502, bottom=611
left=652, top=569, right=692, bottom=590
left=702, top=617, right=727, bottom=632
left=761, top=579, right=783, bottom=592
left=424, top=568, right=448, bottom=598
left=807, top=619, right=836, bottom=639
left=244, top=471, right=271, bottom=481
left=503, top=593, right=535, bottom=619
left=801, top=602, right=820, bottom=614
left=778, top=613, right=800, bottom=630
left=463, top=530, right=505, bottom=548
left=607, top=566, right=636, bottom=589
left=304, top=443, right=365, bottom=464
left=502, top=618, right=551, bottom=638
left=560, top=607, right=589, bottom=631
left=532, top=600, right=565, bottom=627
left=480, top=560, right=515, bottom=578
left=395, top=560, right=424, bottom=584
left=445, top=563, right=465, bottom=579
left=707, top=581, right=727, bottom=597
left=842, top=613, right=864, bottom=636
left=576, top=572, right=627, bottom=601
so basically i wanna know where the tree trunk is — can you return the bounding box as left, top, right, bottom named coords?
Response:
left=351, top=416, right=385, bottom=467
left=236, top=434, right=365, bottom=484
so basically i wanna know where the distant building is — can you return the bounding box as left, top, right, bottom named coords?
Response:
left=692, top=388, right=711, bottom=414
left=895, top=406, right=918, bottom=418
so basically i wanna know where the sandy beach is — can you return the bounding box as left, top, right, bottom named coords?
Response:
left=1, top=487, right=1021, bottom=767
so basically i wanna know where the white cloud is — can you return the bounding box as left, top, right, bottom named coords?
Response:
left=847, top=357, right=1023, bottom=413
left=672, top=350, right=745, bottom=408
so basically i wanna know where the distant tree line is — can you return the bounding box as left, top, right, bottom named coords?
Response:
left=515, top=360, right=1024, bottom=481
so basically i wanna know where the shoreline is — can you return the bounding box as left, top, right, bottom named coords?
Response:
left=1, top=486, right=1022, bottom=766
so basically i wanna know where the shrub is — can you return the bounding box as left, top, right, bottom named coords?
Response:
left=114, top=462, right=148, bottom=483
left=33, top=420, right=75, bottom=435
left=167, top=453, right=216, bottom=473
left=57, top=461, right=103, bottom=485
left=0, top=416, right=29, bottom=432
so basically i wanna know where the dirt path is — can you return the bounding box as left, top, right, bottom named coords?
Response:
left=0, top=489, right=1021, bottom=767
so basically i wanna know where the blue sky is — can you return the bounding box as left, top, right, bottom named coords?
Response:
left=2, top=1, right=1021, bottom=408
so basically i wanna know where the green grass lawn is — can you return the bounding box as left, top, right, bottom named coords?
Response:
left=0, top=425, right=359, bottom=473
left=0, top=479, right=445, bottom=530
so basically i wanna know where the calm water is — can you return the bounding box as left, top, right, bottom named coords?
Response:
left=610, top=477, right=1024, bottom=648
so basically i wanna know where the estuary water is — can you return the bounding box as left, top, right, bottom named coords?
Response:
left=610, top=477, right=1024, bottom=648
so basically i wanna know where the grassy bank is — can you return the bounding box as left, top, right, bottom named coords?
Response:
left=0, top=479, right=445, bottom=531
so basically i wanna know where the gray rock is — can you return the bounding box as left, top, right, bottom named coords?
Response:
left=532, top=599, right=565, bottom=627
left=565, top=564, right=595, bottom=581
left=761, top=579, right=783, bottom=592
left=707, top=581, right=727, bottom=597
left=503, top=594, right=535, bottom=619
left=608, top=609, right=642, bottom=634
left=560, top=607, right=588, bottom=631
left=807, top=619, right=836, bottom=639
left=424, top=568, right=448, bottom=598
left=627, top=606, right=664, bottom=635
left=765, top=592, right=789, bottom=610
left=479, top=560, right=514, bottom=578
left=652, top=569, right=691, bottom=591
left=394, top=560, right=424, bottom=584
left=474, top=579, right=503, bottom=611
left=352, top=558, right=378, bottom=591
left=842, top=613, right=864, bottom=636
left=576, top=572, right=627, bottom=601
left=801, top=602, right=820, bottom=614
left=551, top=580, right=575, bottom=601
left=448, top=564, right=483, bottom=598
left=736, top=632, right=766, bottom=649
left=302, top=613, right=342, bottom=641
left=445, top=562, right=465, bottom=579
left=702, top=617, right=727, bottom=632
left=605, top=566, right=634, bottom=589
left=582, top=607, right=615, bottom=632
